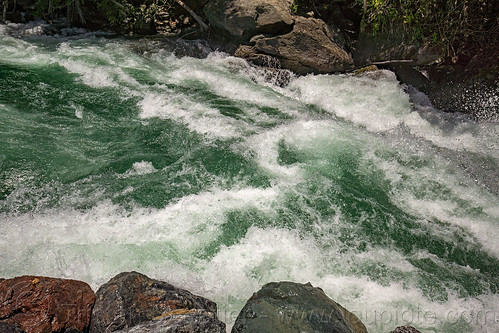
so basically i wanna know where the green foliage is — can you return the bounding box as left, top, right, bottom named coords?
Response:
left=357, top=0, right=499, bottom=56
left=33, top=0, right=176, bottom=33
left=98, top=0, right=162, bottom=32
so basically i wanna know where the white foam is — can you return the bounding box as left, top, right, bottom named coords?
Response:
left=152, top=52, right=302, bottom=118
left=138, top=91, right=245, bottom=140
left=120, top=161, right=157, bottom=177
left=285, top=71, right=412, bottom=132
left=371, top=146, right=499, bottom=258
left=0, top=186, right=279, bottom=279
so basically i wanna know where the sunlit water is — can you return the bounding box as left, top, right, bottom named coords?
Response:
left=1, top=22, right=498, bottom=333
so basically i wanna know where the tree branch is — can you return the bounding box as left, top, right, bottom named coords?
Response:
left=174, top=0, right=208, bottom=31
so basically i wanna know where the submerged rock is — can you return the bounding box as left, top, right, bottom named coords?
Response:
left=232, top=281, right=367, bottom=333
left=251, top=16, right=354, bottom=74
left=204, top=0, right=294, bottom=41
left=90, top=271, right=222, bottom=333
left=0, top=276, right=95, bottom=333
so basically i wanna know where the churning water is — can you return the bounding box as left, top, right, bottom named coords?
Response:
left=1, top=22, right=498, bottom=332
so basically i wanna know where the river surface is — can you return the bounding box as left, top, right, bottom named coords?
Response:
left=1, top=22, right=498, bottom=332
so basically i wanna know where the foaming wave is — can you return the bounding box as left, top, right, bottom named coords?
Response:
left=285, top=70, right=411, bottom=132
left=152, top=52, right=302, bottom=117
left=138, top=91, right=247, bottom=140
left=369, top=137, right=499, bottom=257
left=0, top=185, right=279, bottom=280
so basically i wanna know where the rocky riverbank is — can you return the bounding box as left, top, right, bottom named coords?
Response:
left=1, top=0, right=497, bottom=119
left=0, top=272, right=423, bottom=333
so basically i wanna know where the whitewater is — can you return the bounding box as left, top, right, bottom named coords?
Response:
left=0, top=22, right=498, bottom=332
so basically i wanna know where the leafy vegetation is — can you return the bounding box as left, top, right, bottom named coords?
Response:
left=291, top=0, right=498, bottom=58
left=356, top=0, right=498, bottom=57
left=32, top=0, right=175, bottom=32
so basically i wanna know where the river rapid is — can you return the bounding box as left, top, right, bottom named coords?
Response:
left=1, top=22, right=498, bottom=332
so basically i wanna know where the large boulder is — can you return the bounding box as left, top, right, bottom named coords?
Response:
left=0, top=276, right=95, bottom=333
left=353, top=32, right=441, bottom=67
left=113, top=310, right=225, bottom=333
left=204, top=0, right=294, bottom=41
left=425, top=61, right=499, bottom=121
left=89, top=271, right=222, bottom=333
left=250, top=16, right=354, bottom=74
left=231, top=281, right=367, bottom=333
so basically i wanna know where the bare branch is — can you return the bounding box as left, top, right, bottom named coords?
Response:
left=174, top=0, right=208, bottom=31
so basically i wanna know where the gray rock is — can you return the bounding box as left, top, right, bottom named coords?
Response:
left=0, top=323, right=25, bottom=333
left=204, top=0, right=294, bottom=41
left=252, top=16, right=354, bottom=74
left=90, top=272, right=218, bottom=333
left=426, top=64, right=499, bottom=121
left=231, top=281, right=367, bottom=333
left=113, top=310, right=225, bottom=333
left=353, top=32, right=441, bottom=67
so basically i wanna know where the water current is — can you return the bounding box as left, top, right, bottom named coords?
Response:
left=1, top=22, right=498, bottom=332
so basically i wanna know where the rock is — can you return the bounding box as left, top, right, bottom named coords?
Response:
left=113, top=309, right=225, bottom=333
left=353, top=32, right=441, bottom=67
left=173, top=39, right=213, bottom=59
left=90, top=271, right=219, bottom=333
left=234, top=44, right=281, bottom=68
left=390, top=326, right=422, bottom=333
left=252, top=16, right=354, bottom=74
left=389, top=65, right=430, bottom=93
left=231, top=281, right=367, bottom=333
left=0, top=276, right=95, bottom=333
left=354, top=64, right=379, bottom=76
left=426, top=63, right=499, bottom=121
left=0, top=323, right=25, bottom=333
left=233, top=45, right=292, bottom=87
left=204, top=0, right=294, bottom=41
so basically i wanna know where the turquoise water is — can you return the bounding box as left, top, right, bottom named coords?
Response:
left=1, top=22, right=498, bottom=332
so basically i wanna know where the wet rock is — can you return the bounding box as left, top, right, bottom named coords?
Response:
left=231, top=281, right=367, bottom=333
left=0, top=276, right=95, bottom=333
left=388, top=65, right=430, bottom=93
left=204, top=0, right=294, bottom=42
left=390, top=326, right=422, bottom=333
left=0, top=323, right=25, bottom=333
left=90, top=272, right=218, bottom=333
left=252, top=16, right=354, bottom=74
left=353, top=32, right=441, bottom=67
left=426, top=64, right=499, bottom=121
left=113, top=309, right=225, bottom=333
left=234, top=44, right=281, bottom=68
left=173, top=39, right=213, bottom=58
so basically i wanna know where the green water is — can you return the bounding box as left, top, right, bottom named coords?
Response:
left=1, top=23, right=498, bottom=332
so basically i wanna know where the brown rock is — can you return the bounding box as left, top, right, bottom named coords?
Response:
left=0, top=276, right=95, bottom=333
left=253, top=16, right=354, bottom=74
left=204, top=0, right=294, bottom=41
left=89, top=272, right=218, bottom=333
